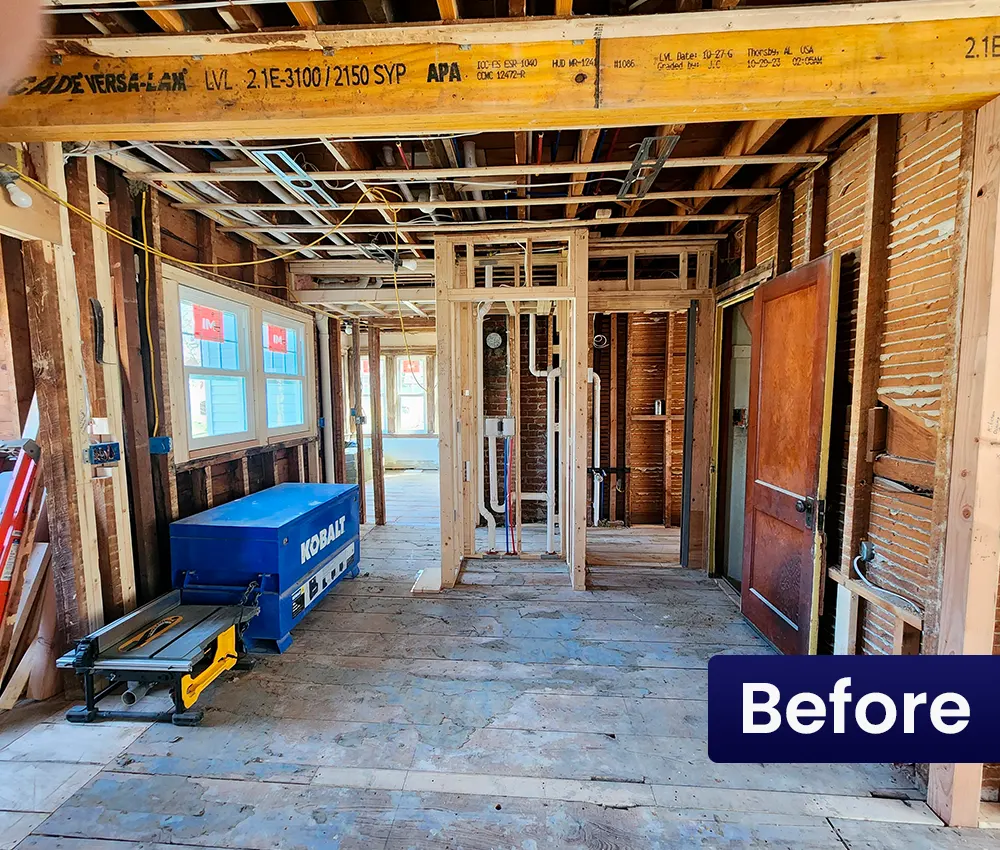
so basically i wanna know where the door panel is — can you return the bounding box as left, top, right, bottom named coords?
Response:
left=741, top=252, right=840, bottom=655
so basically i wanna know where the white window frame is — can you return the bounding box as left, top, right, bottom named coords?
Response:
left=261, top=309, right=308, bottom=438
left=163, top=265, right=318, bottom=464
left=395, top=354, right=430, bottom=435
left=176, top=283, right=255, bottom=453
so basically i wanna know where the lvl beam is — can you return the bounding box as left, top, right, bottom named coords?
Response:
left=3, top=4, right=1000, bottom=141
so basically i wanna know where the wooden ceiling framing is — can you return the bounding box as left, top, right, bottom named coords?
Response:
left=36, top=0, right=866, bottom=325
left=45, top=0, right=867, bottom=37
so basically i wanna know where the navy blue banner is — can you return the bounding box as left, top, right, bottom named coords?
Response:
left=709, top=655, right=1000, bottom=763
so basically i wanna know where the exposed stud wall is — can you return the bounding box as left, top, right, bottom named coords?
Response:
left=626, top=314, right=668, bottom=524
left=667, top=312, right=688, bottom=527
left=821, top=123, right=874, bottom=629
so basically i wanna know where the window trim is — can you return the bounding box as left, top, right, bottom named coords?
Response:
left=163, top=265, right=318, bottom=464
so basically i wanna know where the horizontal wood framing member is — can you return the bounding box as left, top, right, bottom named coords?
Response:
left=216, top=215, right=747, bottom=235
left=131, top=156, right=826, bottom=185
left=172, top=188, right=780, bottom=214
left=2, top=3, right=998, bottom=140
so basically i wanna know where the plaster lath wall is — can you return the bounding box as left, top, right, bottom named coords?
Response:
left=878, top=111, right=965, bottom=427
left=789, top=179, right=811, bottom=269
left=755, top=200, right=779, bottom=266
left=860, top=111, right=968, bottom=658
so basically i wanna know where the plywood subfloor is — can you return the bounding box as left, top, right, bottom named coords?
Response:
left=3, top=523, right=997, bottom=849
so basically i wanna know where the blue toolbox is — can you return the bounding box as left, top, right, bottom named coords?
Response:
left=170, top=482, right=361, bottom=653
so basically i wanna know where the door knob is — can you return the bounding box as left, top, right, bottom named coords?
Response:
left=795, top=499, right=809, bottom=513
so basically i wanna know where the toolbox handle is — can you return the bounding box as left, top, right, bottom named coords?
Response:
left=177, top=572, right=276, bottom=594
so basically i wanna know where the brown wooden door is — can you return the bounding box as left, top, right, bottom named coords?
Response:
left=741, top=252, right=840, bottom=655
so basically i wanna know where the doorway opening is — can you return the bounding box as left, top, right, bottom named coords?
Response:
left=713, top=295, right=754, bottom=590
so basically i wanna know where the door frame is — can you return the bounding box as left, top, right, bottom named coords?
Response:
left=707, top=285, right=758, bottom=578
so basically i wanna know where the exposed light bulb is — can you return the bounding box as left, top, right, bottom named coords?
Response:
left=401, top=259, right=418, bottom=272
left=3, top=180, right=32, bottom=209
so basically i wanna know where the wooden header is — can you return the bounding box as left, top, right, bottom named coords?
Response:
left=1, top=3, right=999, bottom=140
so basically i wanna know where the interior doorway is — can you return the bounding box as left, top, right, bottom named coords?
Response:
left=713, top=296, right=754, bottom=590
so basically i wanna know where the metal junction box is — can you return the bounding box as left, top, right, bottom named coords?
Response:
left=169, top=483, right=360, bottom=653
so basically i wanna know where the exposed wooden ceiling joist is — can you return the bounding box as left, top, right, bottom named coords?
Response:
left=220, top=214, right=745, bottom=235
left=173, top=187, right=777, bottom=214
left=437, top=0, right=460, bottom=20
left=287, top=2, right=321, bottom=26
left=135, top=0, right=185, bottom=31
left=127, top=154, right=827, bottom=184
left=715, top=115, right=860, bottom=229
left=566, top=129, right=602, bottom=220
left=672, top=118, right=784, bottom=233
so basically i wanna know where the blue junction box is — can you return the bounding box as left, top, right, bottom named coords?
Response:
left=170, top=482, right=360, bottom=653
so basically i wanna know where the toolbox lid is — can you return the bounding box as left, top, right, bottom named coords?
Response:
left=170, top=482, right=358, bottom=538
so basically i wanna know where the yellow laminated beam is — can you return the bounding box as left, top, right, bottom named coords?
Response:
left=1, top=3, right=999, bottom=141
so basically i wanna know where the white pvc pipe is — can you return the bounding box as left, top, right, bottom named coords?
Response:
left=488, top=436, right=505, bottom=513
left=528, top=312, right=545, bottom=378
left=589, top=369, right=602, bottom=524
left=315, top=315, right=336, bottom=483
left=464, top=141, right=488, bottom=222
left=477, top=302, right=497, bottom=552
left=546, top=367, right=561, bottom=554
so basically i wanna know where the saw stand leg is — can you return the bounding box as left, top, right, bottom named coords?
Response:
left=65, top=672, right=101, bottom=724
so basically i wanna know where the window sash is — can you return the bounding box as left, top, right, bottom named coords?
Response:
left=178, top=285, right=254, bottom=450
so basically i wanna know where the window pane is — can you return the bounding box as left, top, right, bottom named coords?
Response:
left=262, top=322, right=300, bottom=375
left=188, top=375, right=248, bottom=439
left=398, top=395, right=427, bottom=434
left=397, top=356, right=426, bottom=393
left=180, top=299, right=240, bottom=370
left=266, top=378, right=305, bottom=428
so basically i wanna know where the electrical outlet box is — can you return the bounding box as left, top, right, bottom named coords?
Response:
left=149, top=436, right=173, bottom=455
left=485, top=417, right=516, bottom=437
left=85, top=441, right=121, bottom=466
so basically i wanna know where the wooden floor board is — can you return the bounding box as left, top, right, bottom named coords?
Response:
left=10, top=519, right=950, bottom=849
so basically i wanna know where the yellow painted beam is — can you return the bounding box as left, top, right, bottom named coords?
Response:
left=2, top=5, right=1000, bottom=141
left=555, top=0, right=573, bottom=15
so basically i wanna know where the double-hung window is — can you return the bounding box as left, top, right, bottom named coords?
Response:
left=396, top=356, right=429, bottom=434
left=179, top=286, right=253, bottom=450
left=262, top=314, right=306, bottom=433
left=164, top=266, right=317, bottom=463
